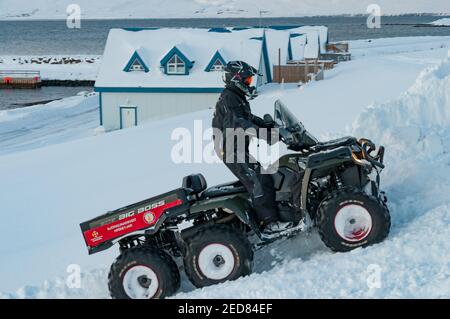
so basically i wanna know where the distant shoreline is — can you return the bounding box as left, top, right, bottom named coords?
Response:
left=41, top=80, right=95, bottom=87
left=1, top=13, right=449, bottom=22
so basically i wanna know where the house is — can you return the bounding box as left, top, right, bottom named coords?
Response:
left=95, top=26, right=329, bottom=131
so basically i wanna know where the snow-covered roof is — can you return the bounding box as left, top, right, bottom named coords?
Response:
left=290, top=34, right=307, bottom=61
left=96, top=28, right=265, bottom=89
left=289, top=26, right=328, bottom=60
left=264, top=29, right=291, bottom=81
left=95, top=26, right=328, bottom=89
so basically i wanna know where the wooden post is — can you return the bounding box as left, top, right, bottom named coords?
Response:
left=315, top=58, right=318, bottom=74
left=305, top=59, right=308, bottom=83
left=278, top=48, right=281, bottom=83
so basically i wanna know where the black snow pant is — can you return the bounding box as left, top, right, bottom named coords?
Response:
left=223, top=159, right=279, bottom=227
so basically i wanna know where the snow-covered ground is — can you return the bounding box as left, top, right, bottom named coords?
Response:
left=0, top=36, right=449, bottom=298
left=0, top=56, right=100, bottom=80
left=0, top=91, right=98, bottom=156
left=0, top=0, right=449, bottom=20
left=178, top=53, right=450, bottom=299
left=431, top=18, right=450, bottom=26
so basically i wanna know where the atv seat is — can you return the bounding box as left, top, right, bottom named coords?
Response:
left=201, top=181, right=247, bottom=199
left=182, top=174, right=207, bottom=196
left=311, top=136, right=356, bottom=152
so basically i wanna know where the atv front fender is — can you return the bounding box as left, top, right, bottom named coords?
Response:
left=301, top=146, right=353, bottom=211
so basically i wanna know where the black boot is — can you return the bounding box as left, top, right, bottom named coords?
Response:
left=261, top=221, right=294, bottom=234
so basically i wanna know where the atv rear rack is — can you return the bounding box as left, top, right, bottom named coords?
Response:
left=80, top=188, right=189, bottom=254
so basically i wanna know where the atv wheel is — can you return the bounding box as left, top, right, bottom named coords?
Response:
left=316, top=188, right=390, bottom=252
left=108, top=246, right=180, bottom=299
left=184, top=225, right=253, bottom=288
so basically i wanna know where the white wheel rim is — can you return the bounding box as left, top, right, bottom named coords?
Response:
left=198, top=243, right=235, bottom=280
left=334, top=204, right=373, bottom=242
left=122, top=265, right=159, bottom=299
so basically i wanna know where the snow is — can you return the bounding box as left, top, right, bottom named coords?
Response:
left=177, top=53, right=450, bottom=299
left=289, top=35, right=307, bottom=61
left=264, top=30, right=291, bottom=80
left=96, top=27, right=327, bottom=89
left=349, top=36, right=450, bottom=58
left=0, top=0, right=449, bottom=20
left=96, top=28, right=264, bottom=89
left=0, top=92, right=99, bottom=156
left=176, top=206, right=450, bottom=298
left=431, top=18, right=450, bottom=26
left=0, top=36, right=450, bottom=298
left=303, top=31, right=320, bottom=59
left=0, top=55, right=100, bottom=81
left=253, top=36, right=450, bottom=137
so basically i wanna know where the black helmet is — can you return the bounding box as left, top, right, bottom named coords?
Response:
left=223, top=61, right=260, bottom=99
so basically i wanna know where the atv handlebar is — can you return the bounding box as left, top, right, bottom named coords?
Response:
left=360, top=140, right=385, bottom=169
left=266, top=112, right=385, bottom=169
left=278, top=127, right=294, bottom=144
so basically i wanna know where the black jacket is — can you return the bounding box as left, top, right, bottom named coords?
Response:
left=212, top=85, right=268, bottom=160
left=212, top=85, right=266, bottom=131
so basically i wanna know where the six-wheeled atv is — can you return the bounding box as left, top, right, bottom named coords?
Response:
left=80, top=100, right=390, bottom=299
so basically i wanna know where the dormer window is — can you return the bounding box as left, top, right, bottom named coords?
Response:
left=160, top=46, right=193, bottom=75
left=211, top=58, right=224, bottom=71
left=123, top=50, right=149, bottom=73
left=130, top=59, right=145, bottom=71
left=167, top=55, right=186, bottom=74
left=205, top=50, right=226, bottom=72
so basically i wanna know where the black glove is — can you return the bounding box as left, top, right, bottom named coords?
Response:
left=288, top=144, right=304, bottom=152
left=263, top=114, right=276, bottom=128
left=251, top=115, right=265, bottom=127
left=252, top=115, right=275, bottom=128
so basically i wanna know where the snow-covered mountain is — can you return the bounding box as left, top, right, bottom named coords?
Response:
left=0, top=0, right=449, bottom=20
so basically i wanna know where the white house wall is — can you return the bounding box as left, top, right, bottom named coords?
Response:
left=101, top=92, right=220, bottom=131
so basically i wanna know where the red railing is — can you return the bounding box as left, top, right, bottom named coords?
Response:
left=0, top=70, right=41, bottom=88
left=0, top=70, right=41, bottom=80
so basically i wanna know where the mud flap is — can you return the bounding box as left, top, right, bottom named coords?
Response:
left=290, top=170, right=304, bottom=211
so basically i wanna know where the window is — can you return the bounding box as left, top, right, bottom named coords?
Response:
left=204, top=51, right=226, bottom=72
left=167, top=55, right=186, bottom=74
left=160, top=46, right=193, bottom=75
left=211, top=58, right=224, bottom=71
left=130, top=59, right=145, bottom=71
left=123, top=51, right=149, bottom=73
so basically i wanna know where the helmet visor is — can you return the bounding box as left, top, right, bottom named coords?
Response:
left=244, top=76, right=253, bottom=86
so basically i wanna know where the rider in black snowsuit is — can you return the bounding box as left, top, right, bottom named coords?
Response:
left=212, top=61, right=281, bottom=230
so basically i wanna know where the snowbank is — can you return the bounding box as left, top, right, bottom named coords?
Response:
left=352, top=57, right=450, bottom=227
left=431, top=18, right=450, bottom=26
left=0, top=269, right=110, bottom=299
left=353, top=57, right=450, bottom=138
left=0, top=0, right=449, bottom=20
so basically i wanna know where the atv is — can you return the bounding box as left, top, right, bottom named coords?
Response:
left=80, top=100, right=390, bottom=299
